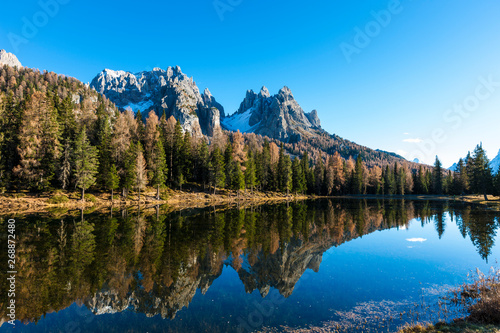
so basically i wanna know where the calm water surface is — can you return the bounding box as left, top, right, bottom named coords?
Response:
left=0, top=199, right=499, bottom=332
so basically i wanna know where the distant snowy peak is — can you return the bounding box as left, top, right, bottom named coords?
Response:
left=90, top=66, right=224, bottom=137
left=448, top=149, right=500, bottom=174
left=0, top=49, right=22, bottom=68
left=448, top=163, right=458, bottom=172
left=222, top=86, right=323, bottom=142
left=490, top=149, right=500, bottom=174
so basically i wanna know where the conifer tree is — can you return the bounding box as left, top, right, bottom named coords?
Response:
left=292, top=157, right=306, bottom=195
left=433, top=156, right=443, bottom=194
left=14, top=91, right=60, bottom=190
left=354, top=155, right=364, bottom=195
left=172, top=120, right=184, bottom=188
left=122, top=142, right=138, bottom=198
left=454, top=158, right=469, bottom=195
left=150, top=139, right=167, bottom=200
left=470, top=143, right=493, bottom=200
left=135, top=143, right=148, bottom=201
left=332, top=152, right=345, bottom=195
left=210, top=146, right=225, bottom=194
left=283, top=155, right=293, bottom=195
left=59, top=143, right=71, bottom=190
left=105, top=164, right=120, bottom=201
left=244, top=150, right=257, bottom=192
left=196, top=140, right=210, bottom=190
left=73, top=126, right=99, bottom=200
left=314, top=157, right=325, bottom=195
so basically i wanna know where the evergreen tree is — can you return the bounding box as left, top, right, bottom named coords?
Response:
left=172, top=120, right=184, bottom=188
left=135, top=143, right=148, bottom=201
left=105, top=164, right=120, bottom=201
left=210, top=146, right=225, bottom=194
left=292, top=157, right=306, bottom=195
left=433, top=156, right=443, bottom=194
left=14, top=91, right=60, bottom=190
left=454, top=158, right=469, bottom=195
left=122, top=142, right=138, bottom=198
left=470, top=143, right=493, bottom=200
left=73, top=126, right=99, bottom=200
left=282, top=155, right=293, bottom=195
left=197, top=140, right=210, bottom=190
left=59, top=143, right=71, bottom=190
left=244, top=150, right=257, bottom=192
left=354, top=156, right=364, bottom=194
left=494, top=166, right=500, bottom=196
left=150, top=139, right=167, bottom=200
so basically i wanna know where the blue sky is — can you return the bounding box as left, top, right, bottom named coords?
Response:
left=1, top=0, right=500, bottom=167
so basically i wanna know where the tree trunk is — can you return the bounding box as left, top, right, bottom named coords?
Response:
left=156, top=185, right=160, bottom=200
left=111, top=189, right=114, bottom=202
left=138, top=187, right=141, bottom=202
left=484, top=193, right=489, bottom=201
left=214, top=185, right=216, bottom=195
left=81, top=188, right=85, bottom=201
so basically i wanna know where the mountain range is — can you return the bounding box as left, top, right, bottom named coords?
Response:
left=89, top=66, right=325, bottom=144
left=0, top=49, right=467, bottom=168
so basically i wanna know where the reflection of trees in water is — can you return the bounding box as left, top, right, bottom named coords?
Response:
left=1, top=200, right=499, bottom=324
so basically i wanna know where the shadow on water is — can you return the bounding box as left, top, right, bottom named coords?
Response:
left=0, top=199, right=499, bottom=332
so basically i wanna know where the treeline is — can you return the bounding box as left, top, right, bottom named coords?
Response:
left=0, top=65, right=499, bottom=200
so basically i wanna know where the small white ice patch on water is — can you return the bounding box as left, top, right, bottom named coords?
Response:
left=406, top=238, right=427, bottom=242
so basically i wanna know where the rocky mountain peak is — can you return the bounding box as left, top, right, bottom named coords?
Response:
left=259, top=86, right=270, bottom=98
left=90, top=66, right=224, bottom=137
left=222, top=86, right=323, bottom=142
left=0, top=49, right=22, bottom=68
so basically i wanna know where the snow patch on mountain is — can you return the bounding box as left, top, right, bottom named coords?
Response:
left=124, top=100, right=154, bottom=113
left=222, top=108, right=260, bottom=133
left=490, top=149, right=500, bottom=174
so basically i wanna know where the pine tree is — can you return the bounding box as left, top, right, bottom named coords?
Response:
left=73, top=126, right=99, bottom=200
left=150, top=139, right=167, bottom=200
left=59, top=143, right=71, bottom=190
left=354, top=155, right=364, bottom=194
left=144, top=110, right=160, bottom=170
left=433, top=156, right=443, bottom=194
left=14, top=91, right=60, bottom=190
left=244, top=150, right=257, bottom=192
left=314, top=157, right=325, bottom=195
left=470, top=143, right=493, bottom=200
left=292, top=157, right=306, bottom=195
left=283, top=155, right=293, bottom=196
left=197, top=140, right=210, bottom=190
left=182, top=131, right=193, bottom=181
left=454, top=158, right=469, bottom=195
left=494, top=166, right=500, bottom=196
left=172, top=120, right=184, bottom=188
left=332, top=152, right=345, bottom=195
left=210, top=146, right=225, bottom=194
left=105, top=164, right=120, bottom=201
left=122, top=142, right=138, bottom=198
left=135, top=143, right=148, bottom=201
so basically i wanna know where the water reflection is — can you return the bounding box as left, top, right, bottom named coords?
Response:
left=0, top=199, right=499, bottom=331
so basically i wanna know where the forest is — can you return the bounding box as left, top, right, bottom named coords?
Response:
left=1, top=65, right=499, bottom=200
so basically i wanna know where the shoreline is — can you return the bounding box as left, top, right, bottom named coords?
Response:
left=1, top=190, right=499, bottom=215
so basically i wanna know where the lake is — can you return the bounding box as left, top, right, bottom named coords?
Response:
left=1, top=199, right=499, bottom=332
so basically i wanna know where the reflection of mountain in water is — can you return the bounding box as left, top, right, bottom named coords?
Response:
left=1, top=199, right=499, bottom=324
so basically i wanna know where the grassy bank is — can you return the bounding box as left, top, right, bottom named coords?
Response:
left=399, top=270, right=500, bottom=333
left=2, top=190, right=500, bottom=215
left=0, top=184, right=311, bottom=215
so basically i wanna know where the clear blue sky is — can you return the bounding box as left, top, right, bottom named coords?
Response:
left=1, top=0, right=500, bottom=167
